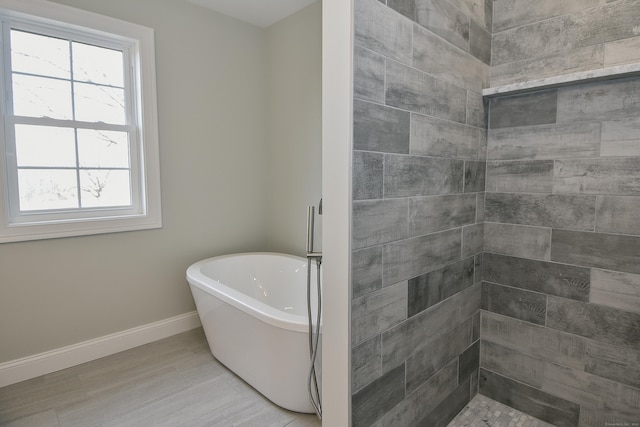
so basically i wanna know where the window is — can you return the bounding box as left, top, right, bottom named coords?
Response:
left=0, top=0, right=161, bottom=243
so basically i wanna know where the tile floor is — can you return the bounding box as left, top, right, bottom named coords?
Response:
left=1, top=327, right=552, bottom=427
left=0, top=328, right=321, bottom=427
left=448, top=393, right=555, bottom=427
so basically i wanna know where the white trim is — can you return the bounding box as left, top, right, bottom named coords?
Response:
left=321, top=0, right=353, bottom=425
left=0, top=0, right=162, bottom=243
left=0, top=311, right=201, bottom=388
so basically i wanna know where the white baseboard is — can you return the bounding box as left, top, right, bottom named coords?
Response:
left=0, top=311, right=201, bottom=388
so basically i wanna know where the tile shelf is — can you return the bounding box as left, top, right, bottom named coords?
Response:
left=482, top=63, right=640, bottom=97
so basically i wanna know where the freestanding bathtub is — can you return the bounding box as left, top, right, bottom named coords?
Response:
left=186, top=252, right=320, bottom=413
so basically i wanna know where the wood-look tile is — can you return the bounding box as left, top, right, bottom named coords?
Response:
left=479, top=369, right=580, bottom=427
left=466, top=91, right=487, bottom=129
left=490, top=44, right=604, bottom=87
left=410, top=113, right=482, bottom=159
left=557, top=77, right=640, bottom=123
left=541, top=361, right=640, bottom=418
left=469, top=19, right=491, bottom=64
left=0, top=410, right=60, bottom=427
left=596, top=195, right=640, bottom=235
left=482, top=282, right=547, bottom=325
left=458, top=341, right=480, bottom=384
left=448, top=0, right=490, bottom=31
left=353, top=198, right=408, bottom=249
left=487, top=122, right=600, bottom=161
left=405, top=320, right=471, bottom=394
left=485, top=193, right=596, bottom=231
left=417, top=378, right=471, bottom=427
left=412, top=23, right=488, bottom=94
left=585, top=340, right=640, bottom=390
left=0, top=330, right=319, bottom=427
left=382, top=291, right=461, bottom=369
left=481, top=311, right=586, bottom=370
left=0, top=372, right=86, bottom=425
left=352, top=246, right=383, bottom=299
left=591, top=269, right=640, bottom=314
left=488, top=90, right=557, bottom=129
left=355, top=0, right=413, bottom=64
left=352, top=335, right=382, bottom=393
left=352, top=364, right=405, bottom=427
left=385, top=60, right=467, bottom=123
left=464, top=161, right=485, bottom=193
left=551, top=229, right=640, bottom=275
left=485, top=160, right=554, bottom=194
left=414, top=0, right=470, bottom=51
left=354, top=100, right=410, bottom=154
left=492, top=1, right=640, bottom=66
left=580, top=406, right=640, bottom=427
left=483, top=252, right=590, bottom=301
left=547, top=296, right=640, bottom=350
left=492, top=0, right=601, bottom=33
left=384, top=154, right=464, bottom=198
left=354, top=45, right=385, bottom=103
left=383, top=228, right=462, bottom=285
left=554, top=158, right=640, bottom=195
left=604, top=35, right=640, bottom=67
left=370, top=360, right=458, bottom=427
left=600, top=116, right=640, bottom=157
left=481, top=341, right=545, bottom=388
left=353, top=151, right=384, bottom=201
left=408, top=193, right=476, bottom=237
left=352, top=281, right=408, bottom=345
left=484, top=223, right=551, bottom=261
left=462, top=223, right=484, bottom=258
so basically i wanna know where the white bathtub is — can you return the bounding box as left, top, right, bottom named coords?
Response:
left=186, top=252, right=320, bottom=413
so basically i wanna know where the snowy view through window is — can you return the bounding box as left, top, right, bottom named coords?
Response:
left=11, top=29, right=132, bottom=211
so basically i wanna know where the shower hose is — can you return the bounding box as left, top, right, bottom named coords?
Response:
left=306, top=256, right=322, bottom=419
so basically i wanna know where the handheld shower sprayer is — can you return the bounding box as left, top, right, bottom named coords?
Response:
left=305, top=199, right=322, bottom=419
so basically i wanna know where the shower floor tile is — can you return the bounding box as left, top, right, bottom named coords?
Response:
left=448, top=394, right=555, bottom=427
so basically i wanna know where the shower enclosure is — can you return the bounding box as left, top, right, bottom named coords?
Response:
left=350, top=0, right=640, bottom=426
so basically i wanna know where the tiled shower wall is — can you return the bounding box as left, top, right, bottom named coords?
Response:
left=350, top=0, right=490, bottom=425
left=491, top=0, right=640, bottom=86
left=481, top=78, right=640, bottom=426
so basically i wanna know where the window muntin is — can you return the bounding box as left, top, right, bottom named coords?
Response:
left=6, top=27, right=134, bottom=217
left=0, top=0, right=161, bottom=243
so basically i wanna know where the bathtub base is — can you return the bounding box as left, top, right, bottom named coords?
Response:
left=190, top=285, right=315, bottom=413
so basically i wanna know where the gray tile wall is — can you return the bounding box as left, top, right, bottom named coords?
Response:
left=351, top=0, right=490, bottom=424
left=481, top=77, right=640, bottom=426
left=491, top=0, right=640, bottom=86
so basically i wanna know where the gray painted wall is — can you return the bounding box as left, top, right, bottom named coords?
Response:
left=492, top=0, right=640, bottom=86
left=482, top=78, right=640, bottom=426
left=0, top=0, right=320, bottom=365
left=351, top=0, right=490, bottom=425
left=265, top=2, right=322, bottom=257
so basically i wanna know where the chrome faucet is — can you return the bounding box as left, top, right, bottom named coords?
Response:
left=306, top=199, right=322, bottom=259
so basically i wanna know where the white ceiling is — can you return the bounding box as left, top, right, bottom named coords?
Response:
left=185, top=0, right=318, bottom=28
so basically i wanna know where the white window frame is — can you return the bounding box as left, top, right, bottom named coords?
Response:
left=0, top=0, right=161, bottom=243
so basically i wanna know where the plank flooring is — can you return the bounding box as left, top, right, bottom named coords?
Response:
left=0, top=329, right=321, bottom=427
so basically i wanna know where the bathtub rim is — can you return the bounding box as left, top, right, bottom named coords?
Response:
left=186, top=251, right=315, bottom=333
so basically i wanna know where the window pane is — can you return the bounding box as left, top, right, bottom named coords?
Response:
left=12, top=74, right=72, bottom=119
left=77, top=129, right=129, bottom=168
left=15, top=125, right=76, bottom=167
left=80, top=170, right=131, bottom=208
left=18, top=169, right=78, bottom=211
left=11, top=30, right=70, bottom=79
left=74, top=82, right=125, bottom=124
left=72, top=42, right=123, bottom=87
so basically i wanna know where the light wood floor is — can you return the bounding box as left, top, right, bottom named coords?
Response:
left=0, top=328, right=322, bottom=427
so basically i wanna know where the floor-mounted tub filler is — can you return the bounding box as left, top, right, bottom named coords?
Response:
left=187, top=252, right=321, bottom=414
